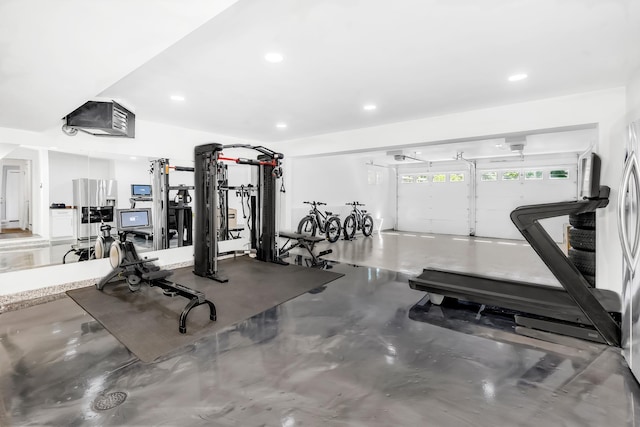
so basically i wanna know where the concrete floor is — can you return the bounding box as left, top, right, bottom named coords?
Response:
left=0, top=232, right=638, bottom=425
left=306, top=231, right=561, bottom=286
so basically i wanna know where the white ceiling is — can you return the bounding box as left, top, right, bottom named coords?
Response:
left=1, top=0, right=639, bottom=144
left=100, top=0, right=640, bottom=142
left=0, top=0, right=238, bottom=131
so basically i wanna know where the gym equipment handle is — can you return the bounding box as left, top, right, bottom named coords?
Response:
left=346, top=202, right=365, bottom=206
left=303, top=201, right=326, bottom=205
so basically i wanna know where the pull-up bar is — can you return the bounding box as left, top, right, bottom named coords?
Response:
left=218, top=155, right=278, bottom=167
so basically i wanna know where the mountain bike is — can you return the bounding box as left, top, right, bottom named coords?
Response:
left=343, top=201, right=374, bottom=239
left=297, top=201, right=342, bottom=243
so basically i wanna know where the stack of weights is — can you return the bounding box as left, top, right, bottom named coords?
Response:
left=567, top=212, right=596, bottom=286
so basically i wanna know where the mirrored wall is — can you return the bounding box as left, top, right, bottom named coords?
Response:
left=0, top=145, right=256, bottom=275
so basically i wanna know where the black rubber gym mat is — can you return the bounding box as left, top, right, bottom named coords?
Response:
left=67, top=256, right=343, bottom=363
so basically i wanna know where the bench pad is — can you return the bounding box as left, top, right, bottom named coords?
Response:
left=279, top=231, right=325, bottom=243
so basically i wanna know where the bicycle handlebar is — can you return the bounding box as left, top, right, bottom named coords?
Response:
left=303, top=201, right=326, bottom=205
left=346, top=202, right=365, bottom=206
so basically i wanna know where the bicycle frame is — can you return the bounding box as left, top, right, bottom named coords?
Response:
left=348, top=204, right=366, bottom=230
left=309, top=206, right=328, bottom=233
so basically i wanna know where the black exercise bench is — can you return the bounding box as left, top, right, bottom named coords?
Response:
left=278, top=231, right=332, bottom=266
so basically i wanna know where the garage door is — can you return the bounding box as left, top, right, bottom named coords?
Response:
left=475, top=165, right=577, bottom=241
left=397, top=170, right=470, bottom=235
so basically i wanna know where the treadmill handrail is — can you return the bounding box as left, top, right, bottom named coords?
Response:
left=510, top=186, right=620, bottom=346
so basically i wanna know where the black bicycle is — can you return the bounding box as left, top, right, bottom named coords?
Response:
left=297, top=201, right=342, bottom=243
left=343, top=201, right=374, bottom=239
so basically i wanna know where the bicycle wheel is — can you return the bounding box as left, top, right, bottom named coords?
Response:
left=325, top=217, right=342, bottom=243
left=343, top=214, right=356, bottom=240
left=362, top=215, right=374, bottom=236
left=297, top=216, right=317, bottom=236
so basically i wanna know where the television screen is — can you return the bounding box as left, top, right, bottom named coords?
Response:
left=131, top=184, right=152, bottom=196
left=117, top=208, right=152, bottom=230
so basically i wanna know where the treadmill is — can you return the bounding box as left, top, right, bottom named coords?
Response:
left=409, top=154, right=621, bottom=346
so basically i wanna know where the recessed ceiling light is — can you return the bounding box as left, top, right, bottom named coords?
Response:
left=170, top=95, right=185, bottom=101
left=508, top=73, right=528, bottom=82
left=276, top=122, right=287, bottom=129
left=265, top=52, right=284, bottom=63
left=415, top=151, right=422, bottom=155
left=130, top=156, right=137, bottom=160
left=363, top=104, right=377, bottom=111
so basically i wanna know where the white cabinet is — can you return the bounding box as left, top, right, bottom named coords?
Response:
left=50, top=209, right=74, bottom=239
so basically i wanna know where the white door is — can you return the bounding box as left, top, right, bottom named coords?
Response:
left=5, top=169, right=21, bottom=222
left=397, top=170, right=470, bottom=235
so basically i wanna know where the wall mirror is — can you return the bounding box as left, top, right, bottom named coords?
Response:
left=0, top=145, right=254, bottom=275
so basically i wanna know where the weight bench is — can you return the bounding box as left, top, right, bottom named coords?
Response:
left=96, top=233, right=217, bottom=334
left=278, top=231, right=332, bottom=266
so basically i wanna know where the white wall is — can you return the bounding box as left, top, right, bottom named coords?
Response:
left=628, top=67, right=640, bottom=123
left=111, top=158, right=155, bottom=210
left=49, top=151, right=113, bottom=205
left=288, top=155, right=395, bottom=232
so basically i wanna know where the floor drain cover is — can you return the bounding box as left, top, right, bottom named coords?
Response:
left=93, top=391, right=127, bottom=411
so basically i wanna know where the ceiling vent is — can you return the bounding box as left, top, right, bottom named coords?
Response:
left=64, top=101, right=135, bottom=138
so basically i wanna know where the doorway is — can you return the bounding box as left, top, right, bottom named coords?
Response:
left=0, top=159, right=32, bottom=239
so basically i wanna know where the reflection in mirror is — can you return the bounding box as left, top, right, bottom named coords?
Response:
left=0, top=150, right=177, bottom=274
left=0, top=147, right=89, bottom=273
left=0, top=147, right=261, bottom=274
left=0, top=144, right=49, bottom=273
left=217, top=162, right=253, bottom=254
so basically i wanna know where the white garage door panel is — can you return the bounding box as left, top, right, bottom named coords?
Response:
left=398, top=171, right=469, bottom=234
left=431, top=219, right=469, bottom=235
left=476, top=165, right=577, bottom=241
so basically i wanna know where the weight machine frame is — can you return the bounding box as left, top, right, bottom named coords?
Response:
left=193, top=143, right=284, bottom=282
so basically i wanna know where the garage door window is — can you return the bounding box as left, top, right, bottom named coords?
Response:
left=433, top=174, right=446, bottom=183
left=481, top=171, right=498, bottom=181
left=401, top=175, right=415, bottom=183
left=416, top=175, right=429, bottom=183
left=450, top=173, right=464, bottom=182
left=525, top=170, right=543, bottom=180
left=549, top=169, right=569, bottom=179
left=502, top=171, right=520, bottom=181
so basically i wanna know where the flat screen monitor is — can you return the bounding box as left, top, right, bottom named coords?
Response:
left=117, top=208, right=152, bottom=230
left=579, top=153, right=601, bottom=199
left=131, top=184, right=152, bottom=196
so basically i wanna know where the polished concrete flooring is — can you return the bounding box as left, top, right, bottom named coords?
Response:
left=304, top=231, right=561, bottom=286
left=0, top=232, right=638, bottom=425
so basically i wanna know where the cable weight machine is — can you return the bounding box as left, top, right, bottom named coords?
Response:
left=151, top=159, right=195, bottom=251
left=193, top=143, right=284, bottom=282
